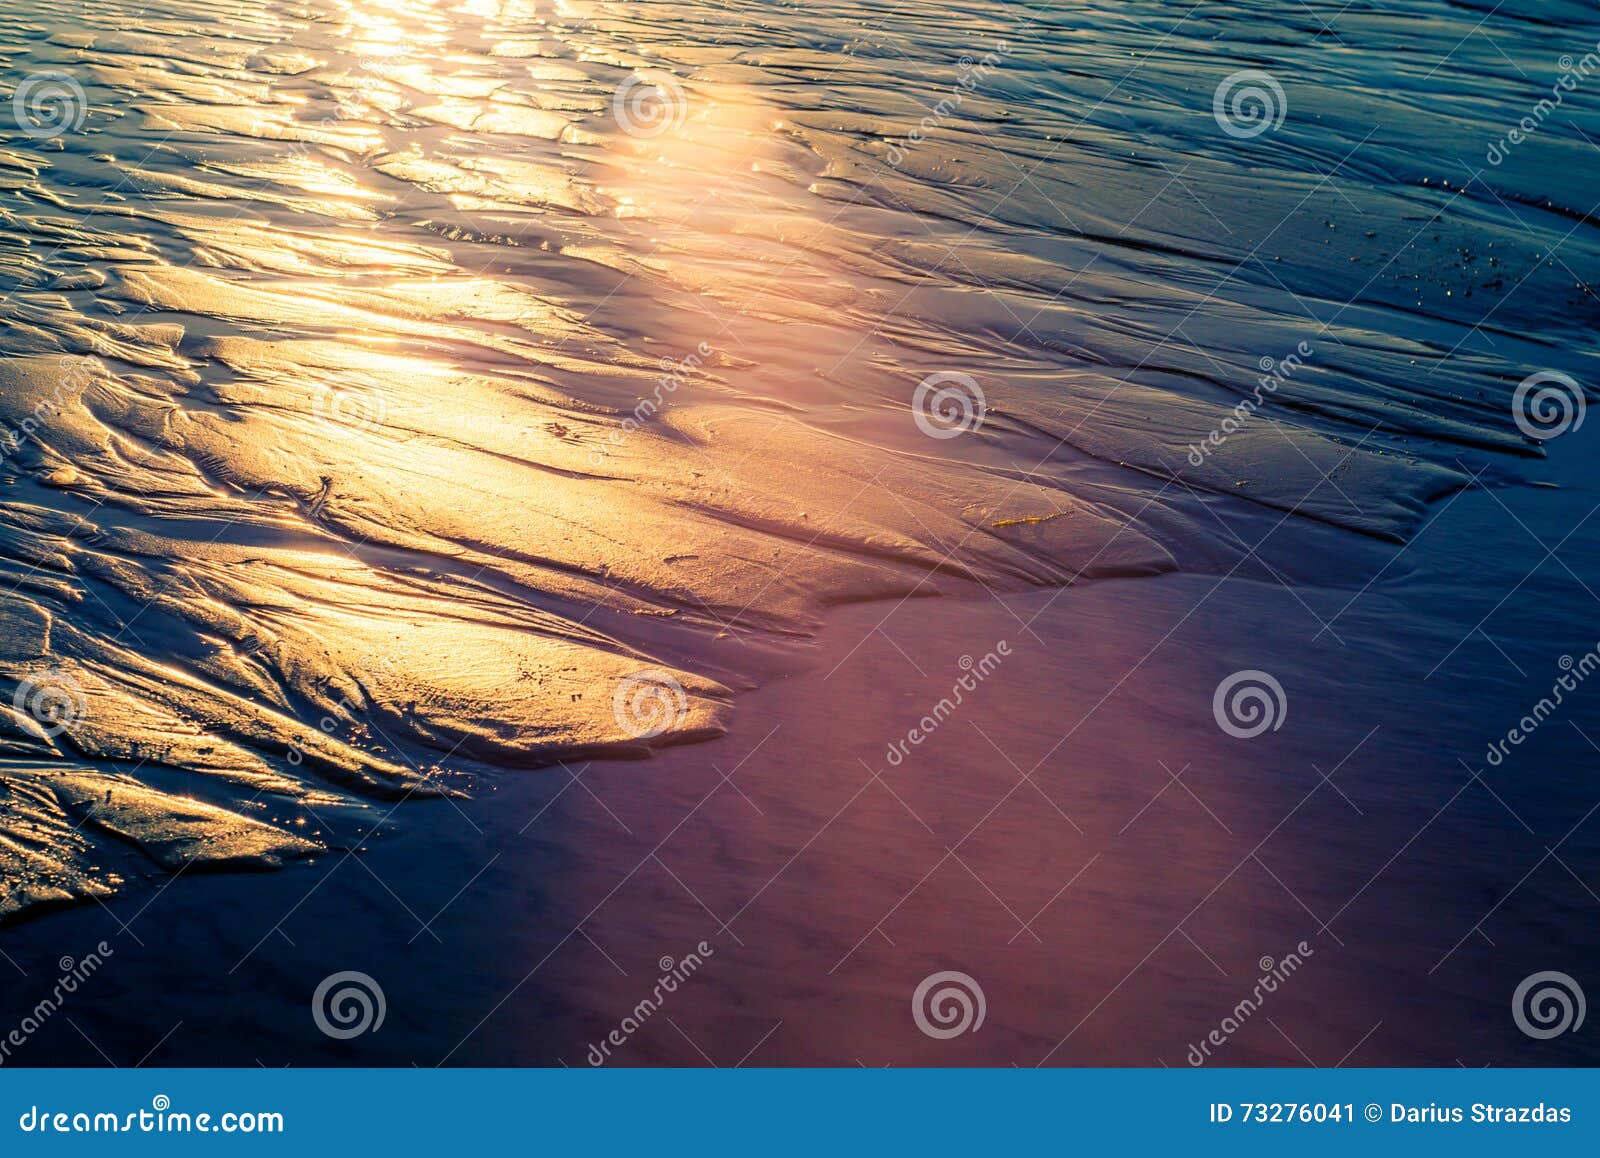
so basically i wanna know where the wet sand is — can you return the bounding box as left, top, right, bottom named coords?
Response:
left=5, top=418, right=1600, bottom=1066
left=1, top=0, right=1598, bottom=1064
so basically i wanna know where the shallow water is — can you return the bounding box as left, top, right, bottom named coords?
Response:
left=1, top=0, right=1598, bottom=1064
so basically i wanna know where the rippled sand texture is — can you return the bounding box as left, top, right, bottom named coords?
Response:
left=1, top=0, right=1596, bottom=919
